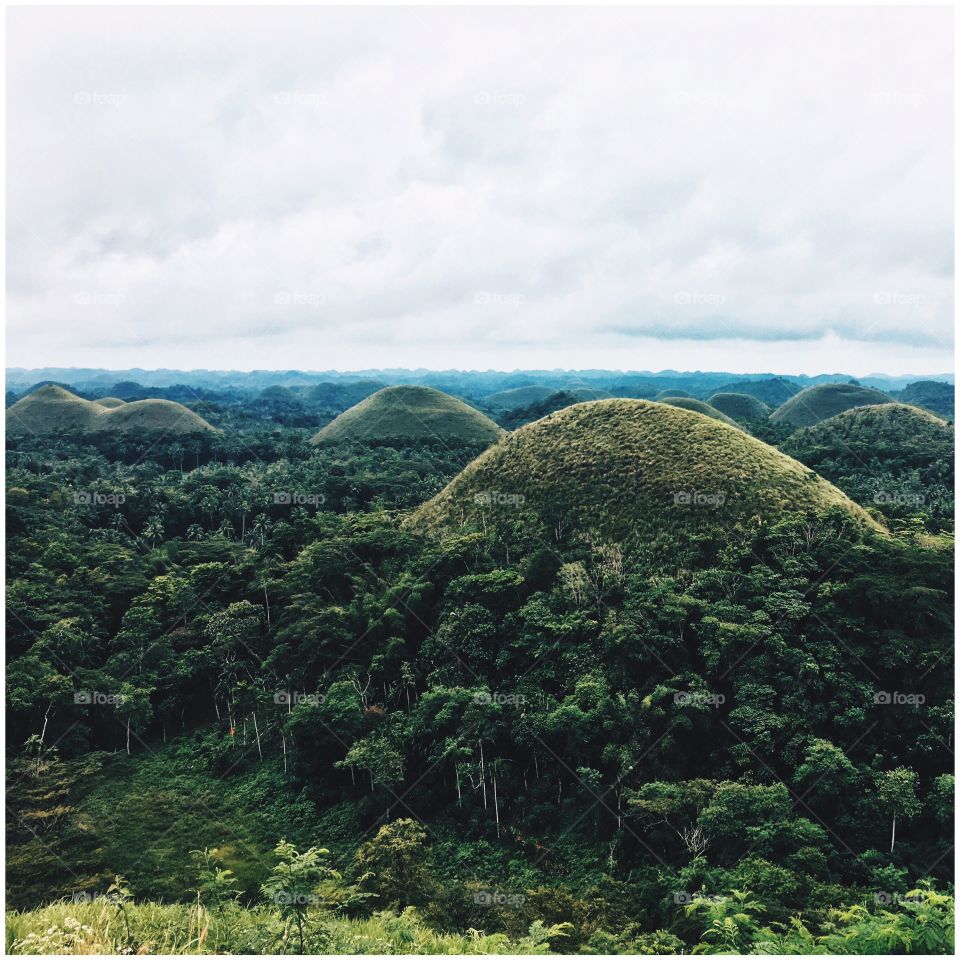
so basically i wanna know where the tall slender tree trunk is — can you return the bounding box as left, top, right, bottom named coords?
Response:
left=890, top=816, right=897, bottom=853
left=253, top=712, right=262, bottom=761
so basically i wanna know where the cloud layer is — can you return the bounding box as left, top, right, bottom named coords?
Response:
left=6, top=6, right=954, bottom=374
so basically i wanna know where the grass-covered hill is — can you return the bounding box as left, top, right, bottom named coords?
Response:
left=6, top=385, right=216, bottom=435
left=93, top=396, right=126, bottom=408
left=409, top=399, right=876, bottom=545
left=5, top=384, right=104, bottom=432
left=780, top=403, right=954, bottom=530
left=707, top=392, right=771, bottom=422
left=659, top=396, right=740, bottom=427
left=712, top=377, right=801, bottom=407
left=653, top=388, right=692, bottom=400
left=100, top=399, right=218, bottom=433
left=310, top=385, right=505, bottom=445
left=770, top=383, right=893, bottom=428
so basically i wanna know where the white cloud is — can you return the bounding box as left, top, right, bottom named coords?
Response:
left=6, top=5, right=954, bottom=374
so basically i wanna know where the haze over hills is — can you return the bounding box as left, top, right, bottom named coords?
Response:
left=409, top=399, right=877, bottom=545
left=310, top=385, right=505, bottom=445
left=5, top=385, right=217, bottom=435
left=770, top=383, right=896, bottom=428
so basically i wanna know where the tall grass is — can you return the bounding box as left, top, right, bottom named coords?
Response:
left=6, top=900, right=564, bottom=955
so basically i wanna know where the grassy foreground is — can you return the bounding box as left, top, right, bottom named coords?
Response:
left=6, top=887, right=954, bottom=955
left=6, top=902, right=567, bottom=955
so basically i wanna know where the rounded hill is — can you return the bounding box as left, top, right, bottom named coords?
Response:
left=770, top=383, right=893, bottom=428
left=659, top=397, right=740, bottom=428
left=707, top=392, right=770, bottom=421
left=6, top=385, right=104, bottom=433
left=408, top=399, right=877, bottom=544
left=781, top=403, right=952, bottom=469
left=100, top=399, right=217, bottom=434
left=6, top=386, right=216, bottom=435
left=310, top=386, right=505, bottom=445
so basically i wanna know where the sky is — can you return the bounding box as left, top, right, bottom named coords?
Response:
left=5, top=5, right=954, bottom=376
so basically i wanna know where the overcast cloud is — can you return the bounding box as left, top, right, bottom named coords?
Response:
left=6, top=5, right=954, bottom=374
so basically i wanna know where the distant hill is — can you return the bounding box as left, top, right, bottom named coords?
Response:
left=707, top=392, right=771, bottom=422
left=654, top=389, right=693, bottom=400
left=659, top=397, right=740, bottom=428
left=483, top=385, right=557, bottom=409
left=310, top=385, right=505, bottom=445
left=6, top=385, right=216, bottom=435
left=93, top=397, right=126, bottom=408
left=408, top=399, right=877, bottom=545
left=895, top=380, right=954, bottom=419
left=781, top=403, right=953, bottom=529
left=770, top=383, right=893, bottom=428
left=712, top=378, right=801, bottom=407
left=303, top=380, right=386, bottom=410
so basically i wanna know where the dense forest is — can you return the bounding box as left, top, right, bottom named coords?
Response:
left=5, top=379, right=955, bottom=955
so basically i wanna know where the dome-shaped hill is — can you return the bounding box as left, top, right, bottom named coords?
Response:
left=6, top=386, right=216, bottom=435
left=707, top=392, right=771, bottom=421
left=771, top=383, right=893, bottom=428
left=99, top=399, right=217, bottom=434
left=6, top=385, right=104, bottom=433
left=654, top=389, right=693, bottom=400
left=660, top=397, right=741, bottom=428
left=407, top=399, right=878, bottom=544
left=781, top=403, right=951, bottom=464
left=310, top=386, right=505, bottom=445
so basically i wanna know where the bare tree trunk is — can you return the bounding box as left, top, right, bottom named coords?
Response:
left=493, top=765, right=501, bottom=838
left=281, top=731, right=287, bottom=772
left=126, top=717, right=131, bottom=756
left=480, top=741, right=488, bottom=810
left=890, top=816, right=897, bottom=853
left=253, top=712, right=262, bottom=762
